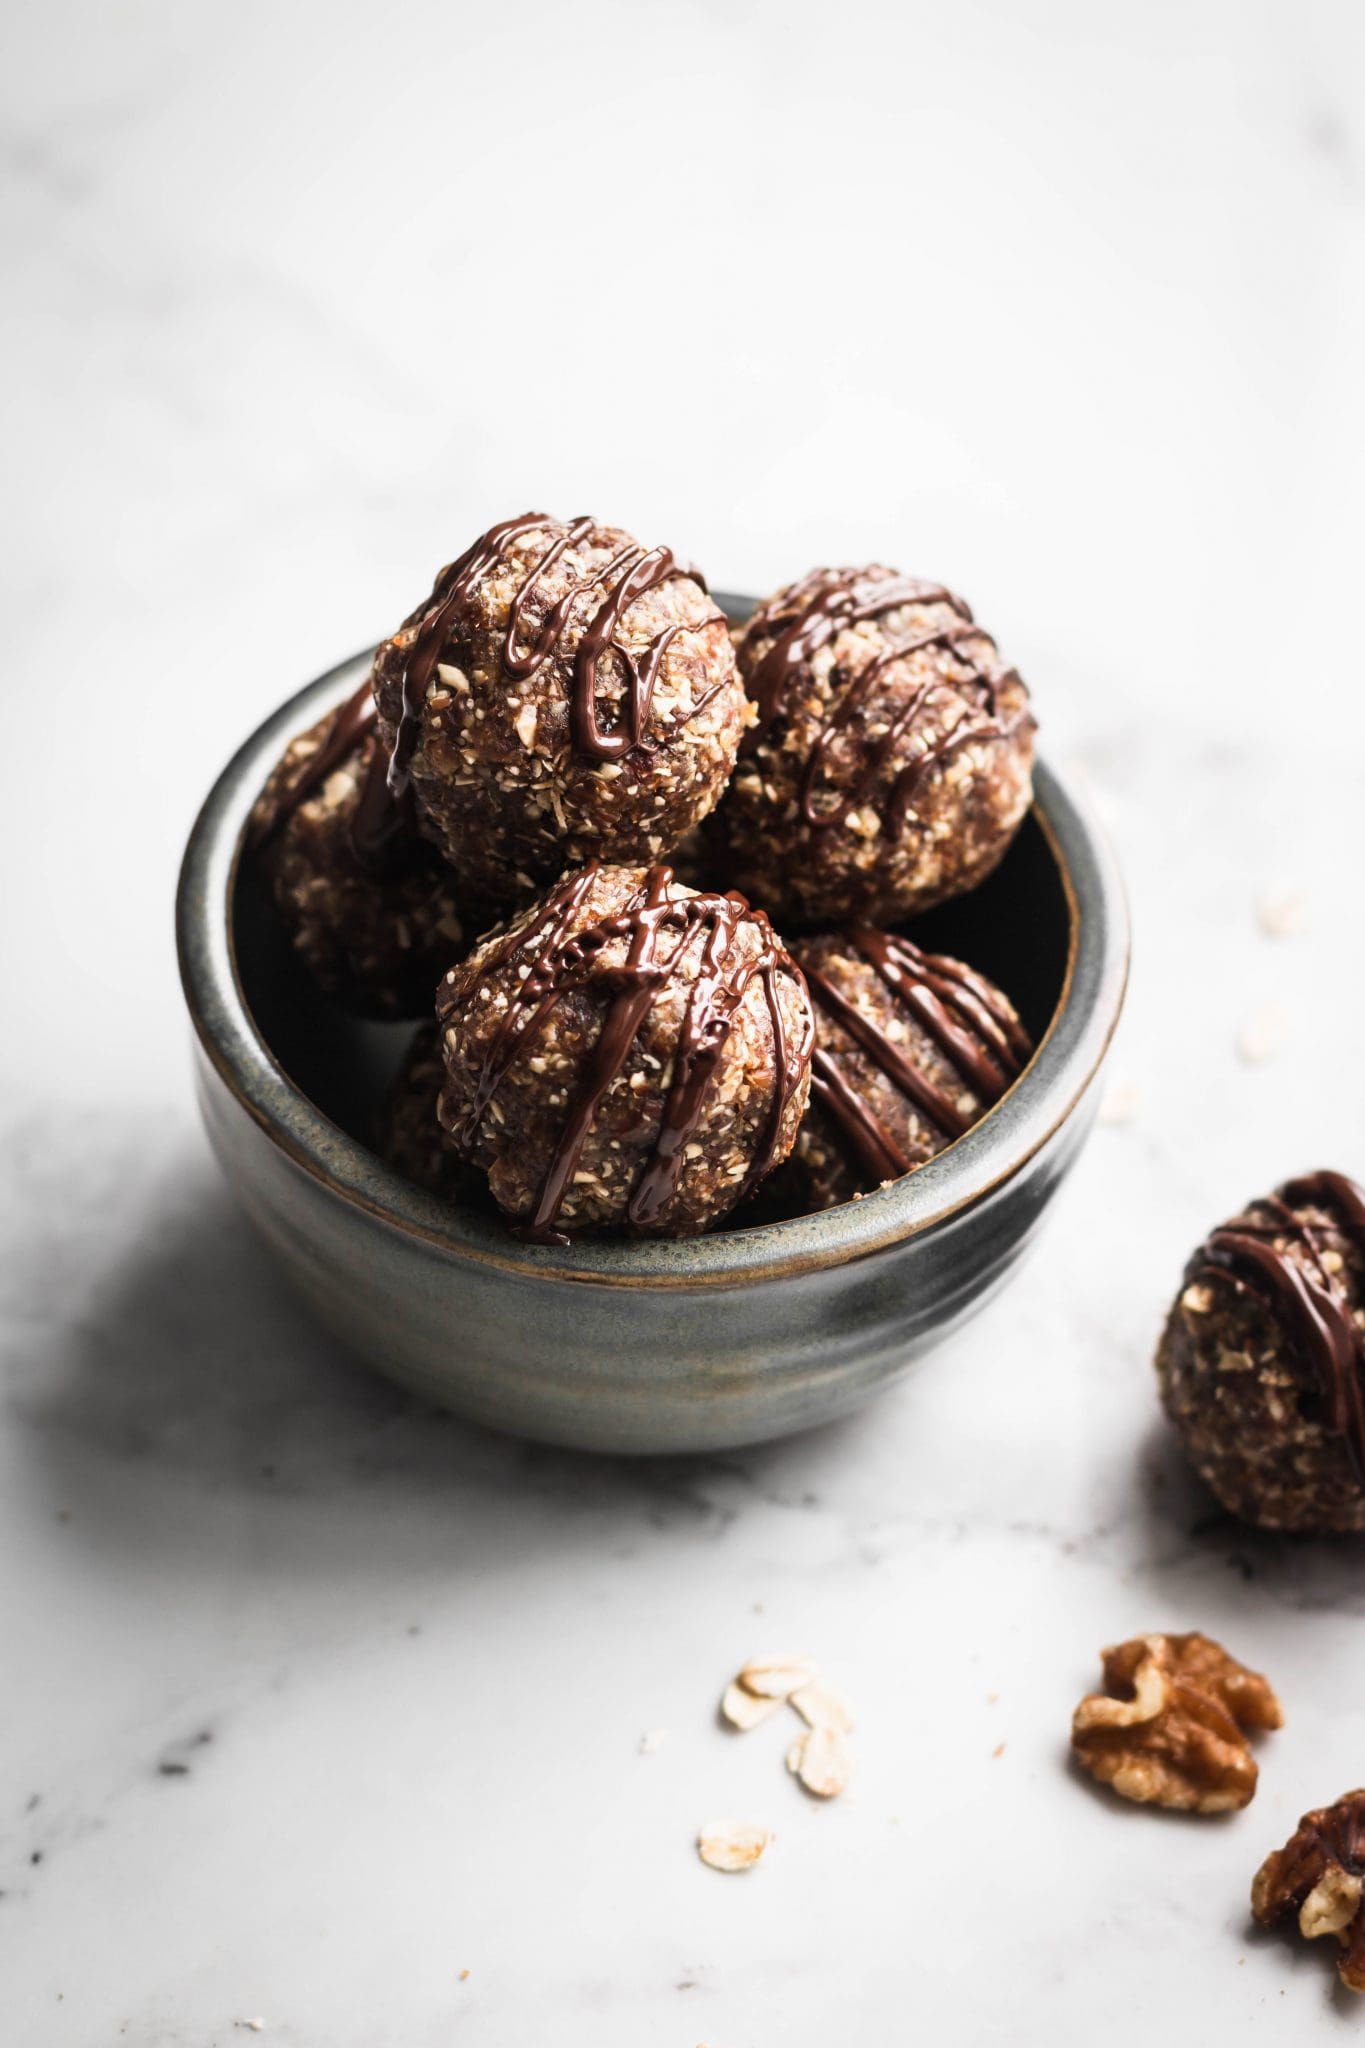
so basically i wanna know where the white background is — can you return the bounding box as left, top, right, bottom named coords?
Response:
left=3, top=2, right=1365, bottom=2042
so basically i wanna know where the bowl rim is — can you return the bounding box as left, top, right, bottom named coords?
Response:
left=176, top=596, right=1129, bottom=1290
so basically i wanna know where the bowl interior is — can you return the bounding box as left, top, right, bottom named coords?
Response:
left=232, top=806, right=1071, bottom=1196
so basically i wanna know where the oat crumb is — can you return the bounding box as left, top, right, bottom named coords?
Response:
left=1098, top=1080, right=1141, bottom=1126
left=1256, top=885, right=1309, bottom=939
left=1237, top=1003, right=1288, bottom=1066
left=697, top=1818, right=771, bottom=1873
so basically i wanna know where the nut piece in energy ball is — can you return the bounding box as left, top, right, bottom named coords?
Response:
left=1070, top=1632, right=1282, bottom=1814
left=374, top=1026, right=481, bottom=1203
left=436, top=862, right=814, bottom=1243
left=1253, top=1790, right=1365, bottom=1993
left=1155, top=1170, right=1365, bottom=1533
left=249, top=682, right=467, bottom=1017
left=371, top=513, right=747, bottom=903
left=777, top=927, right=1031, bottom=1210
left=713, top=565, right=1035, bottom=926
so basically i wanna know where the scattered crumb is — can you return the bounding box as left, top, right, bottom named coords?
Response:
left=1098, top=1080, right=1140, bottom=1126
left=735, top=1654, right=816, bottom=1700
left=786, top=1727, right=853, bottom=1799
left=986, top=1691, right=1000, bottom=1705
left=992, top=1742, right=1007, bottom=1759
left=697, top=1819, right=771, bottom=1873
left=790, top=1680, right=855, bottom=1734
left=721, top=1681, right=784, bottom=1731
left=1237, top=1004, right=1287, bottom=1066
left=639, top=1729, right=667, bottom=1755
left=459, top=1969, right=471, bottom=1983
left=1257, top=885, right=1309, bottom=939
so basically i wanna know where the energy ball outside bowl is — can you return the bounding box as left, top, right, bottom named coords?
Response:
left=249, top=684, right=467, bottom=1019
left=1156, top=1171, right=1365, bottom=1534
left=435, top=861, right=815, bottom=1243
left=713, top=565, right=1035, bottom=927
left=370, top=513, right=748, bottom=905
left=774, top=927, right=1032, bottom=1212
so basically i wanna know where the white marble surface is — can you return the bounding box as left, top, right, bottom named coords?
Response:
left=5, top=1, right=1365, bottom=2040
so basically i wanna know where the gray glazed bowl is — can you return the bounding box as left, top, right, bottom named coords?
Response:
left=177, top=597, right=1128, bottom=1454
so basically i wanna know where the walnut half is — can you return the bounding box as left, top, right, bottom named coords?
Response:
left=1252, top=1791, right=1365, bottom=1991
left=1070, top=1632, right=1283, bottom=1813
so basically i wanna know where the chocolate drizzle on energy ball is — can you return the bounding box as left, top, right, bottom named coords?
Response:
left=743, top=567, right=1024, bottom=837
left=744, top=569, right=962, bottom=731
left=1190, top=1171, right=1365, bottom=1483
left=721, top=564, right=1036, bottom=927
left=389, top=512, right=723, bottom=792
left=804, top=927, right=1030, bottom=1183
left=246, top=689, right=466, bottom=1018
left=438, top=862, right=813, bottom=1244
left=251, top=677, right=416, bottom=876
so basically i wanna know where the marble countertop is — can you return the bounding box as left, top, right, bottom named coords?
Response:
left=5, top=1, right=1365, bottom=2040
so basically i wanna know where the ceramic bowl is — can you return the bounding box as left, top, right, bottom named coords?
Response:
left=176, top=595, right=1129, bottom=1453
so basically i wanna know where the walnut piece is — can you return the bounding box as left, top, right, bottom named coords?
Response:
left=1070, top=1632, right=1282, bottom=1813
left=1252, top=1791, right=1365, bottom=1992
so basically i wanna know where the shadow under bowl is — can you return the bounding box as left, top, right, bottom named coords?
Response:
left=176, top=597, right=1129, bottom=1453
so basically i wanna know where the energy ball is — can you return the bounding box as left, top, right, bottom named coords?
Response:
left=371, top=513, right=747, bottom=904
left=375, top=1026, right=480, bottom=1203
left=249, top=683, right=467, bottom=1018
left=778, top=927, right=1031, bottom=1210
left=1156, top=1171, right=1365, bottom=1533
left=714, top=566, right=1036, bottom=926
left=435, top=861, right=814, bottom=1242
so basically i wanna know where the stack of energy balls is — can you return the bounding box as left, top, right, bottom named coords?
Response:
left=248, top=508, right=1365, bottom=1548
left=249, top=511, right=1038, bottom=1246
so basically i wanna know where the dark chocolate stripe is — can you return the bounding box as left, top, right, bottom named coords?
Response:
left=440, top=863, right=812, bottom=1243
left=741, top=565, right=1022, bottom=838
left=250, top=676, right=419, bottom=877
left=809, top=1047, right=913, bottom=1182
left=744, top=569, right=964, bottom=733
left=1192, top=1170, right=1365, bottom=1484
left=391, top=513, right=719, bottom=786
left=801, top=926, right=1028, bottom=1188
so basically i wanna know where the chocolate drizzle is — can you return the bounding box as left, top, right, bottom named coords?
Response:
left=804, top=928, right=1030, bottom=1185
left=258, top=511, right=721, bottom=878
left=390, top=512, right=721, bottom=789
left=1193, top=1170, right=1365, bottom=1483
left=742, top=566, right=1026, bottom=832
left=249, top=677, right=417, bottom=876
left=439, top=863, right=812, bottom=1244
